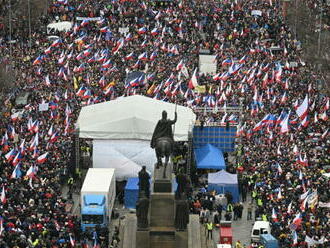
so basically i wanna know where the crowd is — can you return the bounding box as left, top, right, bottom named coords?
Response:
left=0, top=0, right=329, bottom=247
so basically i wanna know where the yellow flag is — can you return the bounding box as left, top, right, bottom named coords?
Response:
left=73, top=76, right=79, bottom=89
left=147, top=84, right=156, bottom=95
left=194, top=85, right=206, bottom=93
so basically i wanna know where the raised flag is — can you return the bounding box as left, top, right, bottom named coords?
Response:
left=292, top=231, right=298, bottom=245
left=188, top=68, right=199, bottom=89
left=1, top=187, right=6, bottom=204
left=5, top=148, right=16, bottom=162
left=112, top=38, right=125, bottom=54
left=12, top=152, right=22, bottom=166
left=125, top=52, right=134, bottom=60
left=138, top=52, right=148, bottom=61
left=287, top=201, right=293, bottom=214
left=26, top=165, right=37, bottom=178
left=137, top=27, right=147, bottom=34
left=37, top=152, right=48, bottom=164
left=296, top=95, right=309, bottom=120
left=321, top=128, right=329, bottom=139
left=70, top=234, right=76, bottom=247
left=272, top=208, right=278, bottom=222
left=11, top=163, right=22, bottom=179
left=280, top=112, right=290, bottom=134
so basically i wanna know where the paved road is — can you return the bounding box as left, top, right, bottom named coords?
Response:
left=63, top=177, right=256, bottom=248
left=211, top=197, right=254, bottom=247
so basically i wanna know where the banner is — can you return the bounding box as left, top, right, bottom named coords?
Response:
left=119, top=27, right=129, bottom=34
left=38, top=103, right=49, bottom=112
left=318, top=201, right=330, bottom=208
left=76, top=17, right=102, bottom=21
left=251, top=10, right=262, bottom=16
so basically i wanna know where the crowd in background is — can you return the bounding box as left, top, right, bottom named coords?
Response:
left=0, top=0, right=329, bottom=247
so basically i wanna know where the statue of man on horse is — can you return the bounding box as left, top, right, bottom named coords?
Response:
left=150, top=110, right=177, bottom=177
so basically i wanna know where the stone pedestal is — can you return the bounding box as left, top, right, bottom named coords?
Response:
left=153, top=163, right=172, bottom=193
left=136, top=230, right=150, bottom=248
left=150, top=193, right=175, bottom=227
left=134, top=163, right=192, bottom=248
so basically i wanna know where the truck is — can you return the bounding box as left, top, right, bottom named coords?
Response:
left=260, top=234, right=279, bottom=248
left=81, top=168, right=116, bottom=232
left=219, top=221, right=233, bottom=245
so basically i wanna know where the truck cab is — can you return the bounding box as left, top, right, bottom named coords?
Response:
left=80, top=168, right=116, bottom=232
left=81, top=195, right=108, bottom=231
left=251, top=221, right=271, bottom=243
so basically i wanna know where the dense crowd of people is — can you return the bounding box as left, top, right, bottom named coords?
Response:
left=0, top=0, right=329, bottom=247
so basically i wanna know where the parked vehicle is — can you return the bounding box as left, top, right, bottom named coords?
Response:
left=251, top=221, right=271, bottom=242
left=80, top=168, right=116, bottom=232
left=260, top=234, right=279, bottom=248
left=219, top=221, right=233, bottom=245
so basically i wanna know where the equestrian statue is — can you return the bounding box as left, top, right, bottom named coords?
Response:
left=150, top=110, right=177, bottom=178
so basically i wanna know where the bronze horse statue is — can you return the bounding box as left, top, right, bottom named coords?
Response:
left=155, top=137, right=173, bottom=178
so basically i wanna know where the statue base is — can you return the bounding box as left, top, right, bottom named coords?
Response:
left=153, top=163, right=173, bottom=193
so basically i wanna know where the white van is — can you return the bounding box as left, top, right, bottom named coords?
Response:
left=217, top=245, right=231, bottom=248
left=251, top=221, right=271, bottom=242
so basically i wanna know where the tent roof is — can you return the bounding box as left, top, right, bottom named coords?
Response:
left=208, top=170, right=237, bottom=185
left=77, top=95, right=196, bottom=141
left=194, top=143, right=226, bottom=170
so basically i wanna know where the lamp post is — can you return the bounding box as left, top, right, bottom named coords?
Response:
left=9, top=0, right=12, bottom=58
left=28, top=0, right=32, bottom=49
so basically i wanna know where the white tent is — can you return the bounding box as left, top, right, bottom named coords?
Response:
left=92, top=140, right=155, bottom=181
left=77, top=95, right=196, bottom=141
left=77, top=95, right=196, bottom=180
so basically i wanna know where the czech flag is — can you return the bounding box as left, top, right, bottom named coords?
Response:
left=33, top=55, right=43, bottom=65
left=50, top=39, right=62, bottom=47
left=102, top=59, right=112, bottom=68
left=138, top=52, right=148, bottom=61
left=12, top=152, right=23, bottom=166
left=5, top=148, right=16, bottom=162
left=26, top=165, right=37, bottom=178
left=80, top=19, right=89, bottom=27
left=100, top=26, right=109, bottom=33
left=1, top=187, right=6, bottom=204
left=138, top=27, right=147, bottom=34
left=151, top=27, right=159, bottom=36
left=149, top=51, right=157, bottom=61
left=11, top=163, right=22, bottom=179
left=125, top=52, right=134, bottom=60
left=37, top=152, right=49, bottom=164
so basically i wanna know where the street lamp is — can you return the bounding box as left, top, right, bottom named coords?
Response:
left=28, top=0, right=32, bottom=49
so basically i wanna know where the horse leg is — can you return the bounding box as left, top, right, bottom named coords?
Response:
left=163, top=155, right=168, bottom=178
left=156, top=155, right=162, bottom=169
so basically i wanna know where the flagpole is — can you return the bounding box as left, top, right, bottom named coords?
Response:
left=172, top=97, right=178, bottom=137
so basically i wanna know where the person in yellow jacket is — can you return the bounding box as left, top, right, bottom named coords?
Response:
left=205, top=220, right=213, bottom=240
left=235, top=240, right=243, bottom=248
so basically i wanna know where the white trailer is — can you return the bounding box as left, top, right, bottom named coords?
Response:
left=80, top=168, right=116, bottom=231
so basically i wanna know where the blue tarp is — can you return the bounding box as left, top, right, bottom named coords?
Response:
left=124, top=177, right=139, bottom=209
left=193, top=126, right=237, bottom=152
left=124, top=178, right=178, bottom=209
left=194, top=143, right=226, bottom=170
left=207, top=170, right=239, bottom=203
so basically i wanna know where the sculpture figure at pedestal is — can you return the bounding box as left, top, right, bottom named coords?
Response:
left=175, top=168, right=187, bottom=199
left=138, top=166, right=150, bottom=198
left=175, top=193, right=189, bottom=231
left=150, top=110, right=177, bottom=178
left=136, top=191, right=149, bottom=229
